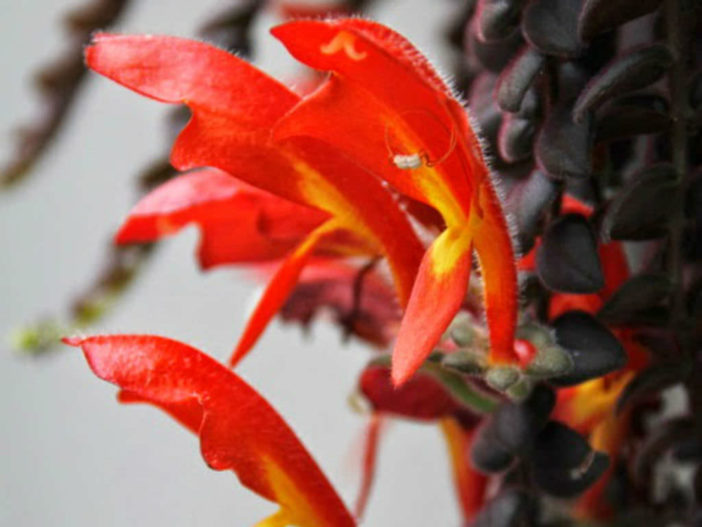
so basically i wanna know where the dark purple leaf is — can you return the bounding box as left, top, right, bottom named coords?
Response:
left=496, top=46, right=545, bottom=113
left=475, top=0, right=523, bottom=41
left=596, top=105, right=671, bottom=141
left=496, top=46, right=546, bottom=113
left=492, top=385, right=555, bottom=455
left=531, top=421, right=610, bottom=497
left=551, top=310, right=627, bottom=386
left=598, top=273, right=672, bottom=325
left=578, top=0, right=663, bottom=41
left=573, top=44, right=674, bottom=123
left=536, top=103, right=593, bottom=179
left=601, top=164, right=679, bottom=241
left=523, top=0, right=584, bottom=58
left=471, top=422, right=515, bottom=473
left=506, top=169, right=558, bottom=252
left=467, top=18, right=524, bottom=73
left=536, top=214, right=604, bottom=293
left=497, top=113, right=535, bottom=163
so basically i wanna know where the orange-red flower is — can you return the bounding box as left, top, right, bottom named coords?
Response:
left=64, top=335, right=356, bottom=527
left=86, top=33, right=425, bottom=369
left=272, top=18, right=519, bottom=384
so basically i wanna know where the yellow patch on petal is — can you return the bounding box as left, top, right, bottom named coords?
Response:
left=261, top=455, right=327, bottom=527
left=568, top=372, right=634, bottom=428
left=430, top=227, right=473, bottom=276
left=288, top=155, right=380, bottom=251
left=321, top=31, right=367, bottom=61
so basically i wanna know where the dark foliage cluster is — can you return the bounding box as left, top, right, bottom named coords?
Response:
left=2, top=0, right=700, bottom=524
left=444, top=0, right=700, bottom=523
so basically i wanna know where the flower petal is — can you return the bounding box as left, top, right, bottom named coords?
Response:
left=64, top=335, right=356, bottom=527
left=116, top=169, right=327, bottom=268
left=229, top=222, right=344, bottom=367
left=391, top=228, right=473, bottom=386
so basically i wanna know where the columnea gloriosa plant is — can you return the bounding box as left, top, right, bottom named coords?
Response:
left=3, top=0, right=700, bottom=525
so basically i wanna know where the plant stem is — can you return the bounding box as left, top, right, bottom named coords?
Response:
left=664, top=0, right=691, bottom=332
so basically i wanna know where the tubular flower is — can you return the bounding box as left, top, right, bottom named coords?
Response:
left=272, top=18, right=519, bottom=385
left=85, top=33, right=425, bottom=367
left=63, top=335, right=356, bottom=527
left=116, top=168, right=327, bottom=269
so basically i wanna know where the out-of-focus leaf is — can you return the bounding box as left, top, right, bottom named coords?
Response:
left=471, top=422, right=515, bottom=473
left=601, top=164, right=679, bottom=241
left=497, top=113, right=535, bottom=163
left=536, top=103, right=593, bottom=179
left=467, top=19, right=524, bottom=73
left=506, top=169, right=558, bottom=253
left=496, top=46, right=546, bottom=113
left=532, top=421, right=610, bottom=497
left=492, top=385, right=555, bottom=455
left=595, top=102, right=671, bottom=141
left=598, top=273, right=672, bottom=325
left=578, top=0, right=663, bottom=41
left=616, top=361, right=691, bottom=413
left=551, top=310, right=627, bottom=386
left=633, top=417, right=694, bottom=485
left=536, top=214, right=604, bottom=293
left=573, top=44, right=674, bottom=122
left=473, top=489, right=534, bottom=527
left=523, top=0, right=584, bottom=58
left=475, top=0, right=523, bottom=42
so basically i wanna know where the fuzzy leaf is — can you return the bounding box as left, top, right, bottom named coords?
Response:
left=497, top=113, right=535, bottom=163
left=537, top=214, right=604, bottom=293
left=573, top=44, right=674, bottom=122
left=602, top=164, right=679, bottom=240
left=491, top=385, right=555, bottom=455
left=496, top=46, right=546, bottom=113
left=551, top=310, right=627, bottom=386
left=536, top=103, right=593, bottom=179
left=523, top=0, right=584, bottom=58
left=506, top=170, right=558, bottom=253
left=467, top=21, right=524, bottom=73
left=475, top=0, right=523, bottom=42
left=578, top=0, right=663, bottom=41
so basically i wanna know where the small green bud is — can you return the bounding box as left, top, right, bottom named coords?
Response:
left=526, top=345, right=574, bottom=378
left=485, top=366, right=520, bottom=391
left=442, top=350, right=487, bottom=375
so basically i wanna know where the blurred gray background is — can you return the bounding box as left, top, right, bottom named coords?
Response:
left=0, top=1, right=465, bottom=525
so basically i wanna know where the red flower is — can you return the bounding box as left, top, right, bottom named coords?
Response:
left=64, top=335, right=356, bottom=527
left=86, top=33, right=425, bottom=368
left=85, top=19, right=520, bottom=385
left=272, top=18, right=519, bottom=384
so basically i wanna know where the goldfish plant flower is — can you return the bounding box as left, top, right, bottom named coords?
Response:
left=85, top=32, right=425, bottom=371
left=85, top=18, right=520, bottom=385
left=271, top=18, right=520, bottom=384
